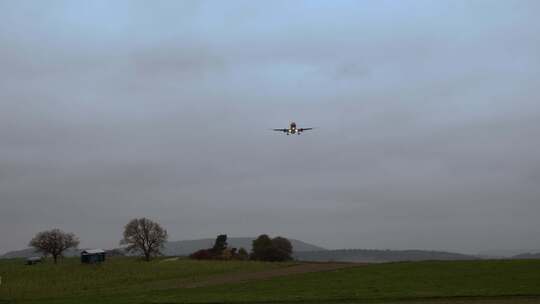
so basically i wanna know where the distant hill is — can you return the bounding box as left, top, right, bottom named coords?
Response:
left=477, top=249, right=540, bottom=258
left=294, top=249, right=478, bottom=262
left=163, top=237, right=326, bottom=256
left=1, top=237, right=325, bottom=259
left=512, top=252, right=540, bottom=259
left=0, top=248, right=82, bottom=259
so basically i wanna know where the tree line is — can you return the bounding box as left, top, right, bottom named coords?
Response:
left=28, top=218, right=292, bottom=263
left=189, top=234, right=293, bottom=262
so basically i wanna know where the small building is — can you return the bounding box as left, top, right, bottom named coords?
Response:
left=26, top=257, right=42, bottom=265
left=81, top=249, right=106, bottom=264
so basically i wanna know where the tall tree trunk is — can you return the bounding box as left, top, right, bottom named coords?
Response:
left=53, top=254, right=58, bottom=264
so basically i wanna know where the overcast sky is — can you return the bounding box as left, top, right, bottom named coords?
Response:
left=1, top=0, right=539, bottom=255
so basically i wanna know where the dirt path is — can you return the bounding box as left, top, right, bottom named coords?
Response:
left=380, top=297, right=540, bottom=304
left=183, top=262, right=362, bottom=288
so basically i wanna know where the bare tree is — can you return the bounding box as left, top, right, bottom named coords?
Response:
left=120, top=218, right=168, bottom=261
left=29, top=228, right=80, bottom=264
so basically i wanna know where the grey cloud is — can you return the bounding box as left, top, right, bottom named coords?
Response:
left=1, top=1, right=539, bottom=254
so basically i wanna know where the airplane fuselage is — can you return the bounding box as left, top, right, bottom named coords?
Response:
left=288, top=122, right=297, bottom=135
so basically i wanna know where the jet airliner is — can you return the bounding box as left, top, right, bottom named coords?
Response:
left=273, top=122, right=313, bottom=135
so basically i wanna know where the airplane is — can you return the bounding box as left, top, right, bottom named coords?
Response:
left=273, top=122, right=313, bottom=135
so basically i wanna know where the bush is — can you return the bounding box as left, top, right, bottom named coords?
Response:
left=189, top=235, right=236, bottom=260
left=189, top=249, right=213, bottom=260
left=251, top=235, right=293, bottom=262
left=237, top=247, right=249, bottom=260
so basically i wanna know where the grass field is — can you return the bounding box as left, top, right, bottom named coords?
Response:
left=1, top=257, right=539, bottom=303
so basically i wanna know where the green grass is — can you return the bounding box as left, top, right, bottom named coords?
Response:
left=1, top=258, right=540, bottom=304
left=145, top=259, right=540, bottom=303
left=0, top=257, right=290, bottom=303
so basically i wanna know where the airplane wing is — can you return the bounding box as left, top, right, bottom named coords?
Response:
left=298, top=128, right=313, bottom=132
left=273, top=128, right=288, bottom=132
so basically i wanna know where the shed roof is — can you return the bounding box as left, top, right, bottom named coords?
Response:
left=82, top=249, right=105, bottom=254
left=26, top=257, right=41, bottom=261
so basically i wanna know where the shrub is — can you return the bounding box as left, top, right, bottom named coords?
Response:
left=189, top=249, right=213, bottom=260
left=251, top=235, right=293, bottom=261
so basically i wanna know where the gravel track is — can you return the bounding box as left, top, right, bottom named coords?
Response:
left=183, top=262, right=361, bottom=288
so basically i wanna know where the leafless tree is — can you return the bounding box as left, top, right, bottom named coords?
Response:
left=120, top=218, right=168, bottom=261
left=29, top=228, right=80, bottom=264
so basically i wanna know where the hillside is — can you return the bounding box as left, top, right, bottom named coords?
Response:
left=512, top=252, right=540, bottom=259
left=0, top=248, right=81, bottom=259
left=1, top=243, right=480, bottom=262
left=294, top=249, right=478, bottom=262
left=163, top=237, right=326, bottom=256
left=478, top=249, right=540, bottom=258
left=1, top=237, right=325, bottom=259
